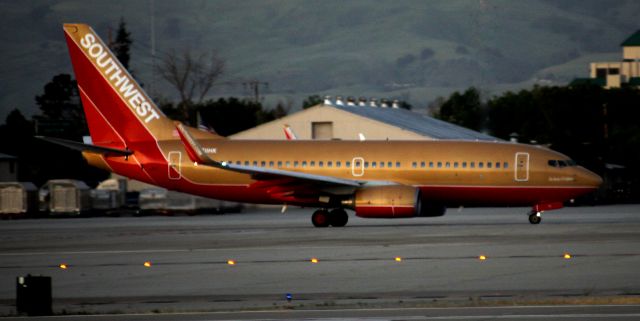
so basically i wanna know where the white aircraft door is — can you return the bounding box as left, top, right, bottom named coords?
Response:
left=352, top=157, right=364, bottom=177
left=514, top=152, right=529, bottom=182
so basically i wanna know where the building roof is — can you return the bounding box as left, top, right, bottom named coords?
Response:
left=0, top=153, right=17, bottom=160
left=569, top=77, right=606, bottom=87
left=328, top=104, right=499, bottom=141
left=621, top=30, right=640, bottom=47
left=628, top=77, right=640, bottom=86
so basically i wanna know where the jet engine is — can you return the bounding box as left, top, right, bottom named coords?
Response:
left=353, top=185, right=447, bottom=218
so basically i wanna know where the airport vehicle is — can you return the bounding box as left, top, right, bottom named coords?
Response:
left=46, top=23, right=602, bottom=227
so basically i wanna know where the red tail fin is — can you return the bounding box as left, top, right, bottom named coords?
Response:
left=63, top=23, right=175, bottom=148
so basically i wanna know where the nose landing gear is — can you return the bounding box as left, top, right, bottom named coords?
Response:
left=528, top=210, right=542, bottom=224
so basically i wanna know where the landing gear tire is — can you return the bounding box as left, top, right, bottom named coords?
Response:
left=329, top=208, right=348, bottom=227
left=312, top=209, right=330, bottom=227
left=528, top=212, right=542, bottom=224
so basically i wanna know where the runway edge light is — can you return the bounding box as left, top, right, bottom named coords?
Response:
left=564, top=253, right=572, bottom=259
left=227, top=259, right=236, bottom=265
left=143, top=261, right=152, bottom=267
left=310, top=257, right=319, bottom=264
left=479, top=255, right=487, bottom=261
left=59, top=263, right=68, bottom=270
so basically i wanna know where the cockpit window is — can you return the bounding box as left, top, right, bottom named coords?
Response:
left=548, top=159, right=577, bottom=168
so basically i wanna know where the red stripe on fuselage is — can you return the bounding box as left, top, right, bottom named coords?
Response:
left=418, top=185, right=596, bottom=206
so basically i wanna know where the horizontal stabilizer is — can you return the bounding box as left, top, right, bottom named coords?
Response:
left=37, top=136, right=132, bottom=156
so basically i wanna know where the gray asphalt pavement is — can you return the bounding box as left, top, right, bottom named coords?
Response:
left=1, top=205, right=639, bottom=318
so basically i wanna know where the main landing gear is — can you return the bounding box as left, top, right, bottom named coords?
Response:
left=311, top=208, right=349, bottom=227
left=528, top=210, right=542, bottom=224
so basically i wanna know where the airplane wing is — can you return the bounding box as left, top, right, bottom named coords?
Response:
left=175, top=122, right=362, bottom=188
left=37, top=136, right=132, bottom=156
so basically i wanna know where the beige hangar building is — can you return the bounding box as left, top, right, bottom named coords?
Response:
left=231, top=100, right=498, bottom=141
left=571, top=30, right=640, bottom=89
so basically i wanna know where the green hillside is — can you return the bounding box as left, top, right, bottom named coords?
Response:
left=1, top=0, right=639, bottom=118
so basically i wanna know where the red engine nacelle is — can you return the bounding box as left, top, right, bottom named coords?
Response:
left=354, top=186, right=447, bottom=218
left=354, top=186, right=418, bottom=218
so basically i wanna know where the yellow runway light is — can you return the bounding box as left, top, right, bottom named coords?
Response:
left=59, top=263, right=68, bottom=270
left=227, top=260, right=236, bottom=265
left=394, top=257, right=402, bottom=262
left=143, top=261, right=152, bottom=267
left=479, top=255, right=487, bottom=261
left=564, top=253, right=572, bottom=259
left=310, top=258, right=319, bottom=264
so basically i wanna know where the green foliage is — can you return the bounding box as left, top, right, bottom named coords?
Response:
left=166, top=97, right=285, bottom=137
left=111, top=18, right=132, bottom=69
left=434, top=87, right=484, bottom=131
left=302, top=95, right=322, bottom=109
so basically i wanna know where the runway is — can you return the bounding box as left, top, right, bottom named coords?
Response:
left=1, top=205, right=639, bottom=318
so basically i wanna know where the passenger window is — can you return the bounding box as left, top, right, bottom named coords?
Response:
left=454, top=162, right=459, bottom=168
left=269, top=161, right=274, bottom=167
left=495, top=162, right=500, bottom=169
left=244, top=161, right=250, bottom=166
left=319, top=161, right=324, bottom=167
left=372, top=162, right=377, bottom=168
left=437, top=162, right=442, bottom=168
left=327, top=161, right=333, bottom=168
left=548, top=160, right=558, bottom=167
left=445, top=162, right=450, bottom=168
left=470, top=162, right=475, bottom=168
left=286, top=161, right=290, bottom=167
left=421, top=161, right=425, bottom=168
left=504, top=162, right=508, bottom=169
left=462, top=162, right=467, bottom=168
left=294, top=161, right=299, bottom=168
left=346, top=161, right=351, bottom=167
left=302, top=161, right=307, bottom=168
left=310, top=161, right=315, bottom=167
left=396, top=161, right=401, bottom=168
left=277, top=161, right=282, bottom=167
left=479, top=162, right=484, bottom=168
left=364, top=161, right=369, bottom=168
left=253, top=161, right=258, bottom=166
left=412, top=162, right=417, bottom=168
left=261, top=161, right=266, bottom=167
left=487, top=162, right=492, bottom=169
left=337, top=161, right=342, bottom=167
left=379, top=161, right=384, bottom=168
left=388, top=161, right=393, bottom=168
left=429, top=161, right=434, bottom=168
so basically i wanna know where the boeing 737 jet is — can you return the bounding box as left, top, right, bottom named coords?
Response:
left=48, top=23, right=602, bottom=227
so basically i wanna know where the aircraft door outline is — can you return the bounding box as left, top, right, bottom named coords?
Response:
left=168, top=151, right=182, bottom=180
left=352, top=157, right=364, bottom=177
left=514, top=152, right=529, bottom=182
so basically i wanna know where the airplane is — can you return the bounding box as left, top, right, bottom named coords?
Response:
left=48, top=23, right=602, bottom=227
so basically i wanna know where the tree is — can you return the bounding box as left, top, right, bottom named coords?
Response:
left=302, top=95, right=322, bottom=109
left=110, top=18, right=132, bottom=69
left=157, top=49, right=225, bottom=124
left=434, top=87, right=484, bottom=131
left=34, top=74, right=86, bottom=138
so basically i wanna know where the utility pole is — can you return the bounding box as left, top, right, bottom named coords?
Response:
left=242, top=80, right=269, bottom=103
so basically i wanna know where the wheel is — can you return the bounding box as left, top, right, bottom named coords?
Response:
left=329, top=208, right=349, bottom=227
left=311, top=209, right=330, bottom=227
left=528, top=212, right=542, bottom=224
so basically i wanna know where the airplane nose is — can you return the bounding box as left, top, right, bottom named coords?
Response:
left=580, top=168, right=603, bottom=188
